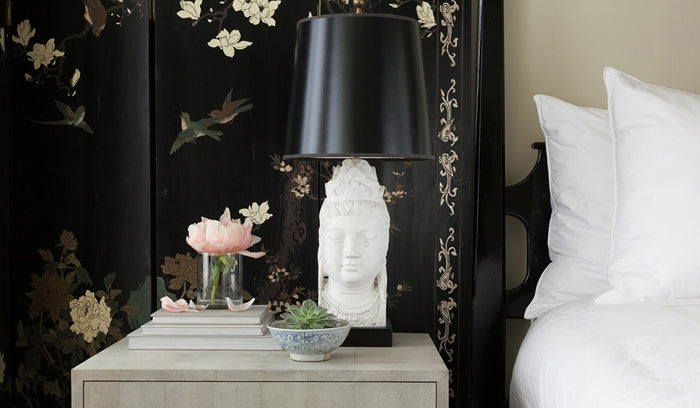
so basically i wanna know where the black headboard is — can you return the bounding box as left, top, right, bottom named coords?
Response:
left=504, top=143, right=552, bottom=318
left=469, top=2, right=552, bottom=406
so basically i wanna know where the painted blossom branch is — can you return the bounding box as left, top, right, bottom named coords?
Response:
left=383, top=162, right=413, bottom=206
left=192, top=1, right=232, bottom=32
left=320, top=161, right=335, bottom=182
left=269, top=154, right=324, bottom=201
left=20, top=0, right=143, bottom=95
left=16, top=231, right=140, bottom=406
left=107, top=1, right=146, bottom=26
left=27, top=25, right=91, bottom=93
left=35, top=311, right=57, bottom=365
left=387, top=281, right=413, bottom=309
left=405, top=0, right=437, bottom=38
left=32, top=245, right=72, bottom=368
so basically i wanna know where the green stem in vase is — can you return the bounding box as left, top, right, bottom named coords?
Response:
left=209, top=254, right=237, bottom=303
left=210, top=257, right=223, bottom=302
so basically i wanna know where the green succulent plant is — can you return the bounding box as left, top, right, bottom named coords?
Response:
left=281, top=300, right=338, bottom=329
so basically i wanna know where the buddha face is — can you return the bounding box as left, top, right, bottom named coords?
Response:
left=321, top=215, right=386, bottom=289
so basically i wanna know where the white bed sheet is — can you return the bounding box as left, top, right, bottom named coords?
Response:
left=510, top=298, right=700, bottom=408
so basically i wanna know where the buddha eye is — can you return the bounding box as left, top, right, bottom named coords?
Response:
left=361, top=230, right=378, bottom=244
left=326, top=229, right=344, bottom=242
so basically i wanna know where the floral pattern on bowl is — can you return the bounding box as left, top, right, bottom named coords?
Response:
left=267, top=319, right=351, bottom=362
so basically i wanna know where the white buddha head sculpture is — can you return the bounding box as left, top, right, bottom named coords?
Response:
left=318, top=159, right=390, bottom=327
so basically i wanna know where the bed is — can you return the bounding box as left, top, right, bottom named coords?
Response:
left=511, top=298, right=700, bottom=407
left=504, top=67, right=700, bottom=407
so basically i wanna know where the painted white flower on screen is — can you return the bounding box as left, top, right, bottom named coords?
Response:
left=177, top=0, right=202, bottom=20
left=70, top=69, right=81, bottom=88
left=291, top=175, right=310, bottom=198
left=233, top=0, right=281, bottom=26
left=0, top=28, right=5, bottom=53
left=69, top=290, right=111, bottom=343
left=274, top=160, right=292, bottom=173
left=416, top=2, right=436, bottom=29
left=26, top=38, right=65, bottom=70
left=239, top=201, right=273, bottom=225
left=207, top=29, right=252, bottom=57
left=12, top=19, right=36, bottom=47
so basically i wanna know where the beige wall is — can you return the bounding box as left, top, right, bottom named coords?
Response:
left=504, top=0, right=700, bottom=394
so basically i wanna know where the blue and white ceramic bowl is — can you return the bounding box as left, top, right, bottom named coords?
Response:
left=267, top=319, right=351, bottom=362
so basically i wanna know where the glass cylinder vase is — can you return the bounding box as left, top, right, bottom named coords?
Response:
left=197, top=253, right=243, bottom=309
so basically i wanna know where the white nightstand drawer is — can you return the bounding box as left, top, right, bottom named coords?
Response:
left=83, top=380, right=437, bottom=408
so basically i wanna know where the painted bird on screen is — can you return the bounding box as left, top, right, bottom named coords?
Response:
left=169, top=89, right=252, bottom=154
left=29, top=100, right=94, bottom=134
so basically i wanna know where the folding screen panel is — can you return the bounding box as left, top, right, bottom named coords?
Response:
left=153, top=0, right=441, bottom=337
left=1, top=1, right=150, bottom=406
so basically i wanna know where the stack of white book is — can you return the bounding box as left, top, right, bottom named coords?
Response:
left=128, top=305, right=280, bottom=350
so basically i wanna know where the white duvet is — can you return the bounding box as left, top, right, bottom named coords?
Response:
left=510, top=298, right=700, bottom=408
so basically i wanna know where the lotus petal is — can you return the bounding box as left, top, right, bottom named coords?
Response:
left=226, top=297, right=255, bottom=312
left=238, top=250, right=265, bottom=259
left=161, top=296, right=188, bottom=313
left=188, top=300, right=208, bottom=311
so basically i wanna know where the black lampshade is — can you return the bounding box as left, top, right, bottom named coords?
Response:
left=284, top=14, right=432, bottom=160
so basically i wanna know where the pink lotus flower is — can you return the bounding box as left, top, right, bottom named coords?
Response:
left=186, top=207, right=265, bottom=258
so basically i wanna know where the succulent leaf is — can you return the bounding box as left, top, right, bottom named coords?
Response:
left=281, top=299, right=337, bottom=330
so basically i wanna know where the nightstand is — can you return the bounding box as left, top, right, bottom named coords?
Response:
left=71, top=332, right=449, bottom=408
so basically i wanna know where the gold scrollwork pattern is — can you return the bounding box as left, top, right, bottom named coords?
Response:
left=437, top=297, right=457, bottom=362
left=437, top=227, right=458, bottom=293
left=439, top=151, right=458, bottom=216
left=436, top=0, right=460, bottom=399
left=439, top=1, right=459, bottom=67
left=438, top=78, right=458, bottom=146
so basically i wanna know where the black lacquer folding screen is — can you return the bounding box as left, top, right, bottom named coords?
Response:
left=1, top=1, right=150, bottom=406
left=0, top=1, right=493, bottom=406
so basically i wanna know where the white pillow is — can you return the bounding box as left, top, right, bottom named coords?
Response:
left=596, top=67, right=700, bottom=304
left=524, top=95, right=614, bottom=319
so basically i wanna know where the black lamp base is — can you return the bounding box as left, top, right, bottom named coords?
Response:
left=341, top=320, right=393, bottom=347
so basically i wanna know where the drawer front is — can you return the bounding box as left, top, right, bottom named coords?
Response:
left=82, top=381, right=437, bottom=408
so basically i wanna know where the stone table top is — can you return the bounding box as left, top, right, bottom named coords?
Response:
left=72, top=333, right=448, bottom=384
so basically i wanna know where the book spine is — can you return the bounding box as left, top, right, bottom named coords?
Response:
left=151, top=317, right=265, bottom=325
left=141, top=328, right=267, bottom=336
left=128, top=338, right=280, bottom=351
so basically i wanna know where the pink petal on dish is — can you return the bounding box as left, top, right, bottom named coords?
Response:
left=161, top=296, right=188, bottom=313
left=238, top=250, right=265, bottom=259
left=188, top=300, right=208, bottom=311
left=226, top=297, right=255, bottom=312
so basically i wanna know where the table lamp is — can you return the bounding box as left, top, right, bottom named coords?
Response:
left=284, top=3, right=432, bottom=346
